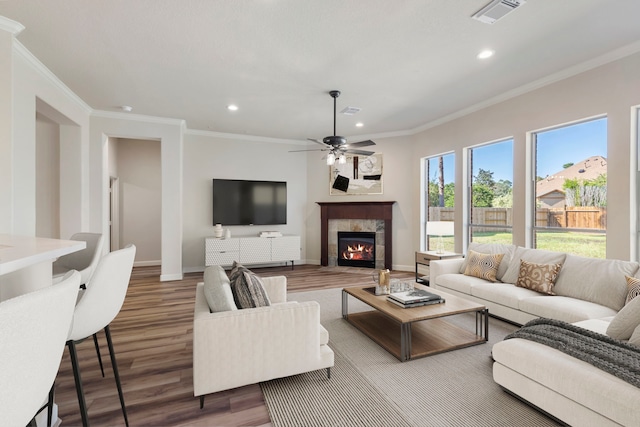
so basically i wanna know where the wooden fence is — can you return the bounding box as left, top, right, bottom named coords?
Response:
left=429, top=206, right=606, bottom=231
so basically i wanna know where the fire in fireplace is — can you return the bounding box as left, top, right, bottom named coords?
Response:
left=337, top=231, right=376, bottom=268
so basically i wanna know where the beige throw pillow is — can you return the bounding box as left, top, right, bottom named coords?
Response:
left=463, top=250, right=504, bottom=282
left=629, top=324, right=640, bottom=347
left=515, top=260, right=562, bottom=295
left=606, top=294, right=640, bottom=340
left=625, top=275, right=640, bottom=304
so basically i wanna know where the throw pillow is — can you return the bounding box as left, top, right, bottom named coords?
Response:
left=606, top=293, right=640, bottom=340
left=515, top=260, right=562, bottom=295
left=625, top=275, right=640, bottom=304
left=228, top=261, right=271, bottom=309
left=463, top=250, right=504, bottom=282
left=203, top=265, right=237, bottom=313
left=458, top=242, right=515, bottom=281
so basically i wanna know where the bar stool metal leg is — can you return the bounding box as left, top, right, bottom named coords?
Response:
left=104, top=325, right=129, bottom=427
left=67, top=340, right=90, bottom=427
left=93, top=333, right=105, bottom=377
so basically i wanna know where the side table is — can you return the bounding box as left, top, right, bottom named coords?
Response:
left=415, top=251, right=463, bottom=285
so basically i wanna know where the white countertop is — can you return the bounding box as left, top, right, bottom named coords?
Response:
left=0, top=234, right=86, bottom=276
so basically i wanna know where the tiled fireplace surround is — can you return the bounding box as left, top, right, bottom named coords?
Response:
left=317, top=202, right=395, bottom=270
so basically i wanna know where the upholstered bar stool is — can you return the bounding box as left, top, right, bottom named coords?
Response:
left=53, top=233, right=107, bottom=376
left=52, top=232, right=104, bottom=287
left=65, top=244, right=136, bottom=427
left=0, top=271, right=80, bottom=427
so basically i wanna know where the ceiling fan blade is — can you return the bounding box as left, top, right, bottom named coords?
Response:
left=347, top=140, right=376, bottom=148
left=289, top=148, right=329, bottom=152
left=345, top=149, right=375, bottom=156
left=307, top=138, right=330, bottom=147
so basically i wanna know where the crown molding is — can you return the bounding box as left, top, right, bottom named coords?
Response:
left=411, top=40, right=640, bottom=134
left=0, top=16, right=24, bottom=35
left=92, top=110, right=186, bottom=127
left=14, top=40, right=93, bottom=114
left=185, top=128, right=308, bottom=145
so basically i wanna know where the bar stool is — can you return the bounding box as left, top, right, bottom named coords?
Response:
left=65, top=244, right=136, bottom=427
left=0, top=271, right=80, bottom=427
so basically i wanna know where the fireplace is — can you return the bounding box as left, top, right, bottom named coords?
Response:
left=337, top=231, right=376, bottom=268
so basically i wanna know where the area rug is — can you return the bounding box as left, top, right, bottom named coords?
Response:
left=261, top=288, right=561, bottom=427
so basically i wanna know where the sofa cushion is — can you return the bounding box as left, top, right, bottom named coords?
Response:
left=319, top=325, right=329, bottom=345
left=629, top=324, right=640, bottom=347
left=501, top=247, right=566, bottom=285
left=203, top=265, right=238, bottom=312
left=573, top=318, right=612, bottom=336
left=463, top=250, right=504, bottom=282
left=606, top=294, right=640, bottom=340
left=459, top=242, right=515, bottom=281
left=435, top=273, right=489, bottom=294
left=625, top=275, right=640, bottom=304
left=519, top=296, right=618, bottom=324
left=554, top=255, right=639, bottom=311
left=228, top=261, right=271, bottom=309
left=471, top=282, right=541, bottom=309
left=515, top=260, right=562, bottom=295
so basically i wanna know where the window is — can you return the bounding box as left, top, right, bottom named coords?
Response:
left=468, top=139, right=514, bottom=244
left=423, top=153, right=455, bottom=252
left=532, top=117, right=607, bottom=258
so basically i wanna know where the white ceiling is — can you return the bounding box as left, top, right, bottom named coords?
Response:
left=2, top=0, right=640, bottom=143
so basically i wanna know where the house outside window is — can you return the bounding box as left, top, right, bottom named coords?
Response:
left=532, top=117, right=607, bottom=258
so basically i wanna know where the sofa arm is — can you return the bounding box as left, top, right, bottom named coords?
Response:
left=193, top=283, right=324, bottom=395
left=260, top=275, right=287, bottom=303
left=430, top=258, right=465, bottom=285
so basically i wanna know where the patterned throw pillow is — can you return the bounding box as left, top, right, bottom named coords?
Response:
left=625, top=275, right=640, bottom=305
left=516, top=260, right=562, bottom=295
left=228, top=261, right=271, bottom=309
left=463, top=250, right=504, bottom=282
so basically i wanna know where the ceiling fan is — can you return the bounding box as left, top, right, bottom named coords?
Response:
left=291, top=90, right=376, bottom=165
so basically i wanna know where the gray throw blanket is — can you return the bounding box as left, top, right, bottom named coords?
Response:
left=504, top=318, right=640, bottom=388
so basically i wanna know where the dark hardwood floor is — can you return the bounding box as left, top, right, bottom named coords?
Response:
left=53, top=264, right=414, bottom=426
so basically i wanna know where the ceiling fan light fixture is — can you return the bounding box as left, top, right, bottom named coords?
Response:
left=338, top=153, right=347, bottom=164
left=327, top=152, right=336, bottom=165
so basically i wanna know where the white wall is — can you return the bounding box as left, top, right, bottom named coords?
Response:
left=0, top=20, right=91, bottom=237
left=411, top=51, right=640, bottom=261
left=304, top=134, right=416, bottom=271
left=115, top=138, right=162, bottom=265
left=182, top=132, right=308, bottom=272
left=35, top=114, right=60, bottom=238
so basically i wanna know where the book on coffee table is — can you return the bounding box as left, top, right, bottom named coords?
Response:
left=388, top=289, right=443, bottom=304
left=387, top=296, right=445, bottom=308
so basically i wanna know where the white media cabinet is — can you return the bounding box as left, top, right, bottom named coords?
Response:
left=205, top=235, right=300, bottom=269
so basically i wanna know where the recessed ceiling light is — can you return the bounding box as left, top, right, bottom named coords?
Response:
left=121, top=105, right=133, bottom=112
left=227, top=104, right=239, bottom=111
left=355, top=122, right=364, bottom=128
left=477, top=49, right=494, bottom=59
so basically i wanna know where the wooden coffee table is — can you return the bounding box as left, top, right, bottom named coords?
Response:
left=342, top=285, right=488, bottom=361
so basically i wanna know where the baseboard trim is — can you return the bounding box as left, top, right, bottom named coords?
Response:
left=160, top=273, right=183, bottom=282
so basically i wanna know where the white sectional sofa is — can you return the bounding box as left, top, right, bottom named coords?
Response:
left=430, top=243, right=640, bottom=426
left=430, top=243, right=636, bottom=325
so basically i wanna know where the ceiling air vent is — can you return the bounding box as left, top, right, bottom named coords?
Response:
left=472, top=0, right=526, bottom=24
left=340, top=106, right=361, bottom=115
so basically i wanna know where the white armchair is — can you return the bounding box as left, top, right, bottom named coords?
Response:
left=193, top=273, right=334, bottom=407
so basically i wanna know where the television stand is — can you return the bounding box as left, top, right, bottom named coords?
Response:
left=205, top=235, right=300, bottom=268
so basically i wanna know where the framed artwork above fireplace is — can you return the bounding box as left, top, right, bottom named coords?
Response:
left=330, top=153, right=383, bottom=195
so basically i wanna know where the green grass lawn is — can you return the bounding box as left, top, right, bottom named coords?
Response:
left=471, top=231, right=606, bottom=258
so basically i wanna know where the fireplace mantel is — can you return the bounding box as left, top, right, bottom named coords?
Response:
left=317, top=201, right=395, bottom=269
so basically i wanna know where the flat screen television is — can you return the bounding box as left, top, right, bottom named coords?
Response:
left=212, top=179, right=287, bottom=226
